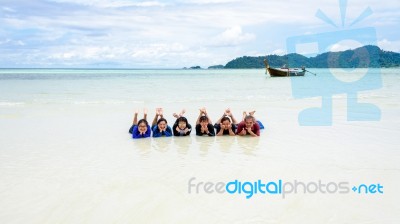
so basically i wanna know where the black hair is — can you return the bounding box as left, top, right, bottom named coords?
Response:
left=137, top=119, right=148, bottom=126
left=199, top=115, right=209, bottom=123
left=157, top=118, right=168, bottom=125
left=176, top=116, right=188, bottom=125
left=221, top=116, right=231, bottom=123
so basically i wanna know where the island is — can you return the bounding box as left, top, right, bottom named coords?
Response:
left=210, top=45, right=400, bottom=69
left=208, top=65, right=224, bottom=69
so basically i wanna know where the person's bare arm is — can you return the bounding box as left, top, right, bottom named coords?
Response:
left=246, top=128, right=258, bottom=137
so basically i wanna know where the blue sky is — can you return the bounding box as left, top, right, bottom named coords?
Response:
left=0, top=0, right=399, bottom=68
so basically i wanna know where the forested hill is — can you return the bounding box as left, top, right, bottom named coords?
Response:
left=223, top=45, right=400, bottom=68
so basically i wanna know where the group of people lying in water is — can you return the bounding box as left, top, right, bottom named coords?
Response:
left=128, top=108, right=264, bottom=139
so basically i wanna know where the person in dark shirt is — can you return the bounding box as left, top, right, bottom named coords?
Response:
left=214, top=108, right=238, bottom=136
left=172, top=109, right=192, bottom=136
left=195, top=107, right=215, bottom=136
left=129, top=109, right=151, bottom=139
left=151, top=108, right=172, bottom=137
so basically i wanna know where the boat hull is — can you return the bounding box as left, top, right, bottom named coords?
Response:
left=267, top=67, right=305, bottom=77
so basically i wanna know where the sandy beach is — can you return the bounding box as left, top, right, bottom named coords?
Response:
left=0, top=68, right=399, bottom=223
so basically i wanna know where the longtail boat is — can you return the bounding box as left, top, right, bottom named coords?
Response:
left=263, top=59, right=305, bottom=77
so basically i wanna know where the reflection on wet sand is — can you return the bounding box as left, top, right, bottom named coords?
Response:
left=195, top=137, right=215, bottom=156
left=237, top=137, right=260, bottom=155
left=132, top=138, right=152, bottom=155
left=173, top=137, right=192, bottom=154
left=131, top=136, right=261, bottom=156
left=215, top=136, right=236, bottom=153
left=152, top=137, right=173, bottom=152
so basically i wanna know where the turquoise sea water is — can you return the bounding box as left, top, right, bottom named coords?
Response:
left=1, top=68, right=399, bottom=106
left=0, top=68, right=399, bottom=223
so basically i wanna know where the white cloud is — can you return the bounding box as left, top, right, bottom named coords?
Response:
left=211, top=26, right=255, bottom=47
left=0, top=38, right=25, bottom=46
left=328, top=40, right=364, bottom=52
left=1, top=0, right=399, bottom=68
left=378, top=39, right=400, bottom=52
left=271, top=49, right=286, bottom=56
left=178, top=0, right=240, bottom=4
left=49, top=0, right=168, bottom=8
left=0, top=39, right=11, bottom=45
left=102, top=1, right=168, bottom=8
left=2, top=7, right=16, bottom=12
left=42, top=43, right=194, bottom=67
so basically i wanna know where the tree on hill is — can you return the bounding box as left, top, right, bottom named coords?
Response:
left=223, top=45, right=400, bottom=68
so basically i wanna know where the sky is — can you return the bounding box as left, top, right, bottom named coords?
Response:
left=0, top=0, right=399, bottom=68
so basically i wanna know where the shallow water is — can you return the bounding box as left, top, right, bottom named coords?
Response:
left=0, top=68, right=399, bottom=223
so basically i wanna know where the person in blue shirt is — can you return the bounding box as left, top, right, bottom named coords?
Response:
left=172, top=109, right=192, bottom=136
left=151, top=108, right=172, bottom=137
left=129, top=109, right=151, bottom=139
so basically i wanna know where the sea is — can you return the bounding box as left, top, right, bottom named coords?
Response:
left=0, top=68, right=399, bottom=223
